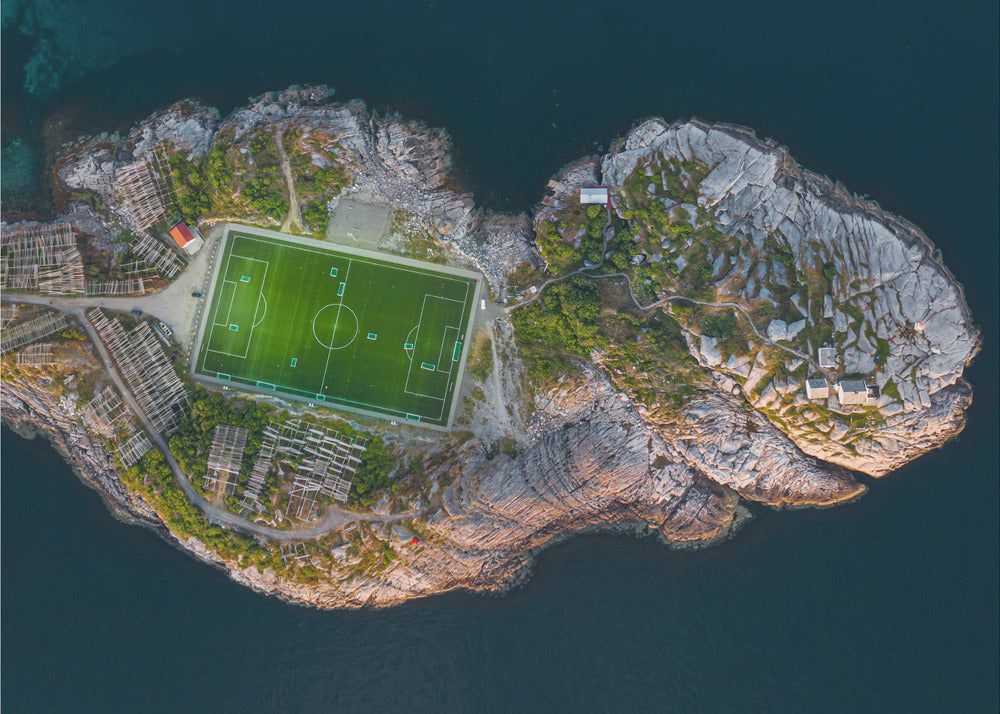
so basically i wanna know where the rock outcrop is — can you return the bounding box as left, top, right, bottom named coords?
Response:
left=54, top=87, right=536, bottom=293
left=1, top=92, right=979, bottom=609
left=598, top=118, right=979, bottom=475
left=2, top=376, right=160, bottom=529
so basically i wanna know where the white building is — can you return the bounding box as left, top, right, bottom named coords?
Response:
left=169, top=222, right=204, bottom=255
left=835, top=380, right=868, bottom=406
left=805, top=378, right=829, bottom=400
left=579, top=187, right=609, bottom=205
left=818, top=347, right=837, bottom=369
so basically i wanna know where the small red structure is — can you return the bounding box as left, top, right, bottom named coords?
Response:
left=169, top=221, right=195, bottom=248
left=168, top=221, right=204, bottom=255
left=411, top=537, right=420, bottom=545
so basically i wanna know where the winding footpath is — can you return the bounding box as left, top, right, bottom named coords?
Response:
left=4, top=215, right=805, bottom=542
left=505, top=232, right=813, bottom=366
left=2, top=293, right=420, bottom=542
left=276, top=127, right=304, bottom=235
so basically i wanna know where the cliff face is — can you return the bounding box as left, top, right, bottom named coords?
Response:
left=222, top=374, right=864, bottom=608
left=2, top=376, right=159, bottom=529
left=2, top=92, right=979, bottom=609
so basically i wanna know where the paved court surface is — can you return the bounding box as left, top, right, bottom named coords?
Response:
left=326, top=200, right=392, bottom=248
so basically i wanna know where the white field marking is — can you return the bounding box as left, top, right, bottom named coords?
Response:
left=402, top=294, right=430, bottom=395
left=220, top=260, right=269, bottom=360
left=216, top=280, right=238, bottom=327
left=329, top=307, right=359, bottom=351
left=403, top=295, right=463, bottom=401
left=310, top=303, right=342, bottom=347
left=199, top=347, right=451, bottom=423
left=428, top=282, right=470, bottom=420
left=252, top=294, right=268, bottom=328
left=433, top=325, right=460, bottom=378
left=407, top=392, right=445, bottom=402
left=426, top=296, right=466, bottom=304
left=227, top=253, right=270, bottom=357
left=204, top=372, right=444, bottom=422
left=230, top=253, right=270, bottom=265
left=202, top=247, right=270, bottom=361
left=319, top=259, right=352, bottom=393
left=403, top=325, right=418, bottom=361
left=206, top=249, right=238, bottom=333
left=206, top=348, right=245, bottom=358
left=233, top=234, right=473, bottom=292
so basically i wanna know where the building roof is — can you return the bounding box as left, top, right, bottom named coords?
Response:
left=579, top=187, right=609, bottom=204
left=806, top=378, right=828, bottom=389
left=818, top=347, right=837, bottom=368
left=169, top=222, right=195, bottom=248
left=837, top=379, right=868, bottom=394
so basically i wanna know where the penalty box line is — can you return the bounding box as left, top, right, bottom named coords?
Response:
left=203, top=249, right=270, bottom=364
left=202, top=245, right=241, bottom=373
left=222, top=262, right=269, bottom=360
left=404, top=327, right=456, bottom=405
left=215, top=280, right=238, bottom=328
left=403, top=295, right=463, bottom=402
left=429, top=324, right=460, bottom=379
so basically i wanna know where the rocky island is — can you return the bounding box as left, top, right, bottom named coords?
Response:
left=1, top=86, right=979, bottom=608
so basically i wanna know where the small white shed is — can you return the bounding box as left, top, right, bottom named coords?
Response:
left=805, top=378, right=829, bottom=400
left=579, top=187, right=609, bottom=205
left=835, top=380, right=868, bottom=406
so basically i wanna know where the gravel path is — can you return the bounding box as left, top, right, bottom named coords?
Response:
left=2, top=287, right=423, bottom=542
left=276, top=127, right=303, bottom=234
left=506, top=242, right=813, bottom=366
left=2, top=224, right=226, bottom=351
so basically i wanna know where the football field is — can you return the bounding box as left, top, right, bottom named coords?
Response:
left=193, top=226, right=481, bottom=426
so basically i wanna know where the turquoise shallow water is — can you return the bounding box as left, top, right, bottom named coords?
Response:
left=2, top=0, right=998, bottom=711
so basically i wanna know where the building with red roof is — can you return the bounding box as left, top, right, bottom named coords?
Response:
left=169, top=221, right=204, bottom=255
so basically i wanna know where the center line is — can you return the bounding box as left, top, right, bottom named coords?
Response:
left=319, top=259, right=352, bottom=391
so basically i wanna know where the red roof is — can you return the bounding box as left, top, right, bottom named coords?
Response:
left=169, top=222, right=195, bottom=248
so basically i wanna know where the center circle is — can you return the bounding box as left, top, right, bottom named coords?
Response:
left=312, top=304, right=359, bottom=351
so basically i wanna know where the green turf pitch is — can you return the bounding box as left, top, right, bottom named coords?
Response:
left=195, top=228, right=478, bottom=426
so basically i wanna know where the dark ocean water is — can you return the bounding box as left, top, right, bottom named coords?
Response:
left=2, top=0, right=998, bottom=711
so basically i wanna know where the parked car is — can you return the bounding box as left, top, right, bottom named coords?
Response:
left=158, top=321, right=173, bottom=338
left=192, top=291, right=203, bottom=298
left=130, top=309, right=143, bottom=316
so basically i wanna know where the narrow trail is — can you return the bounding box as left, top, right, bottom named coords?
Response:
left=276, top=127, right=303, bottom=234
left=505, top=223, right=813, bottom=366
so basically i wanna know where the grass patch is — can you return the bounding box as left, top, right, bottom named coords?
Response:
left=194, top=226, right=478, bottom=427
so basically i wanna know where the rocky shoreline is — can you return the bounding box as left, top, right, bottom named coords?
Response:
left=1, top=376, right=256, bottom=584
left=1, top=87, right=979, bottom=608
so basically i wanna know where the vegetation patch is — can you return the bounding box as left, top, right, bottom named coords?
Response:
left=166, top=127, right=289, bottom=223
left=282, top=126, right=352, bottom=236
left=511, top=275, right=707, bottom=417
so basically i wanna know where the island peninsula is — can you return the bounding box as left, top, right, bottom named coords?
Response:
left=1, top=87, right=979, bottom=608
